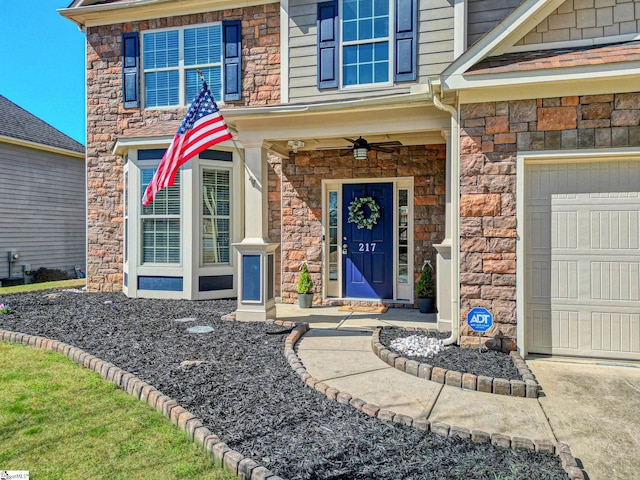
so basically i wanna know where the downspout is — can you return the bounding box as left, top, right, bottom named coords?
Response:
left=429, top=80, right=460, bottom=346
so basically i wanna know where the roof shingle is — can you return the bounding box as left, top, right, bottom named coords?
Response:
left=465, top=41, right=640, bottom=76
left=0, top=95, right=85, bottom=154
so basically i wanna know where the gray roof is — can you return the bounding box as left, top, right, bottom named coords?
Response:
left=0, top=95, right=85, bottom=154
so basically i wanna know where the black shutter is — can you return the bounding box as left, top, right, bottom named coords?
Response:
left=317, top=0, right=338, bottom=89
left=394, top=0, right=417, bottom=82
left=122, top=32, right=140, bottom=108
left=223, top=20, right=242, bottom=102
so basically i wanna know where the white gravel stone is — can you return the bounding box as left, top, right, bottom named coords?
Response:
left=390, top=335, right=447, bottom=359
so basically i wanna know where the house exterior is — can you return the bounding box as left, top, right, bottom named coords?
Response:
left=0, top=95, right=86, bottom=283
left=60, top=0, right=640, bottom=360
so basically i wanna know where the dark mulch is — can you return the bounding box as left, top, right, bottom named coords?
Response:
left=0, top=291, right=568, bottom=480
left=379, top=327, right=522, bottom=381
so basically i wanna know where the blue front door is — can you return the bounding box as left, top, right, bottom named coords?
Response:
left=343, top=183, right=394, bottom=299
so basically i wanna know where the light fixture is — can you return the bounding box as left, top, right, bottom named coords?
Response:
left=287, top=140, right=305, bottom=153
left=352, top=137, right=370, bottom=160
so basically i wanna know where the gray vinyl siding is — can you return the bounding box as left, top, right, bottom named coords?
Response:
left=0, top=142, right=86, bottom=280
left=467, top=0, right=524, bottom=46
left=288, top=0, right=454, bottom=103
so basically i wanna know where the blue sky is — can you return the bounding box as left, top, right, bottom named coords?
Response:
left=0, top=1, right=86, bottom=144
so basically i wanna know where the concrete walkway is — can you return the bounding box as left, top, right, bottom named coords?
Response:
left=276, top=303, right=640, bottom=480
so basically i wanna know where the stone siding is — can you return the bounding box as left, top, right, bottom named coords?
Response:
left=85, top=5, right=280, bottom=291
left=277, top=145, right=446, bottom=305
left=459, top=92, right=640, bottom=351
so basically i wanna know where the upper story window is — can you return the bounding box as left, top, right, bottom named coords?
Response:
left=143, top=25, right=223, bottom=107
left=317, top=0, right=416, bottom=89
left=121, top=21, right=242, bottom=109
left=342, top=0, right=391, bottom=86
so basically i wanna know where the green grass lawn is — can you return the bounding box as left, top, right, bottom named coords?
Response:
left=0, top=279, right=87, bottom=294
left=0, top=342, right=237, bottom=480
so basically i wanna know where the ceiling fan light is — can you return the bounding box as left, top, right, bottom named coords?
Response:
left=353, top=146, right=369, bottom=160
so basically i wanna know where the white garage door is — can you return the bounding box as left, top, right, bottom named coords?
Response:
left=525, top=160, right=640, bottom=360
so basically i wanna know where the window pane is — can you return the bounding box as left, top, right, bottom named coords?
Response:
left=184, top=25, right=222, bottom=66
left=359, top=43, right=373, bottom=62
left=358, top=0, right=372, bottom=18
left=358, top=18, right=372, bottom=40
left=143, top=30, right=179, bottom=69
left=141, top=170, right=181, bottom=216
left=202, top=168, right=231, bottom=265
left=145, top=71, right=179, bottom=107
left=373, top=17, right=388, bottom=38
left=374, top=41, right=389, bottom=61
left=142, top=219, right=180, bottom=263
left=374, top=0, right=388, bottom=16
left=343, top=20, right=357, bottom=42
left=344, top=65, right=358, bottom=86
left=186, top=67, right=222, bottom=104
left=202, top=218, right=230, bottom=264
left=343, top=0, right=357, bottom=20
left=374, top=62, right=388, bottom=83
left=358, top=62, right=373, bottom=84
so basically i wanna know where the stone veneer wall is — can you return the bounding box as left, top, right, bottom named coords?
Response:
left=85, top=5, right=280, bottom=291
left=277, top=145, right=446, bottom=305
left=459, top=92, right=640, bottom=351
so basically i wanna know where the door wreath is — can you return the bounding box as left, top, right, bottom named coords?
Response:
left=347, top=196, right=381, bottom=230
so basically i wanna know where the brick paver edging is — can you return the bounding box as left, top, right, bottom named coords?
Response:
left=286, top=326, right=586, bottom=480
left=0, top=320, right=300, bottom=480
left=371, top=327, right=542, bottom=398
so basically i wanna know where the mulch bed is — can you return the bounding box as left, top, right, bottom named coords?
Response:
left=0, top=290, right=568, bottom=480
left=379, top=327, right=522, bottom=381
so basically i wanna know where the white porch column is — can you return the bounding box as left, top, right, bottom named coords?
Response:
left=233, top=142, right=279, bottom=321
left=434, top=128, right=453, bottom=332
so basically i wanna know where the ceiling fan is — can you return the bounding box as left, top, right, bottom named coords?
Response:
left=344, top=136, right=402, bottom=155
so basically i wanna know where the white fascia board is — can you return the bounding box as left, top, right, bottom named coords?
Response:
left=59, top=0, right=278, bottom=28
left=112, top=135, right=235, bottom=156
left=449, top=63, right=640, bottom=102
left=441, top=0, right=565, bottom=83
left=0, top=135, right=85, bottom=159
left=505, top=33, right=640, bottom=54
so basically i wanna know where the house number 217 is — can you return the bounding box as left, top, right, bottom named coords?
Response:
left=358, top=243, right=377, bottom=252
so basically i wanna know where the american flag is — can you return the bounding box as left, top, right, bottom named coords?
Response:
left=142, top=81, right=232, bottom=206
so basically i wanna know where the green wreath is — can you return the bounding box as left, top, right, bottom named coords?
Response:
left=347, top=196, right=381, bottom=230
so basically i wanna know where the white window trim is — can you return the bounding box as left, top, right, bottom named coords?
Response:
left=139, top=160, right=183, bottom=266
left=200, top=163, right=234, bottom=267
left=322, top=177, right=413, bottom=302
left=141, top=22, right=224, bottom=109
left=338, top=0, right=394, bottom=90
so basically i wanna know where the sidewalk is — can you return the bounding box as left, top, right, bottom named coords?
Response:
left=276, top=303, right=640, bottom=480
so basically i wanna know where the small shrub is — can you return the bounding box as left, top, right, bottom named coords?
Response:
left=416, top=261, right=435, bottom=299
left=32, top=267, right=72, bottom=284
left=297, top=262, right=314, bottom=294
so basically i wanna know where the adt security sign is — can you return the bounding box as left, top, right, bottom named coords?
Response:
left=467, top=307, right=493, bottom=332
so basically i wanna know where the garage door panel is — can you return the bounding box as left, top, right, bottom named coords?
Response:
left=526, top=161, right=640, bottom=360
left=591, top=261, right=640, bottom=301
left=551, top=260, right=579, bottom=299
left=591, top=312, right=640, bottom=355
left=551, top=310, right=580, bottom=350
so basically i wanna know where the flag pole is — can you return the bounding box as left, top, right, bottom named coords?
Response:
left=196, top=69, right=256, bottom=187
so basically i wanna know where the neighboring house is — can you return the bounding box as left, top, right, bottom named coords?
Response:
left=0, top=95, right=86, bottom=284
left=60, top=0, right=640, bottom=360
